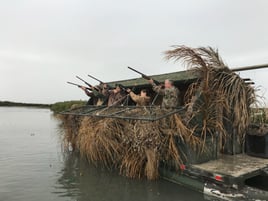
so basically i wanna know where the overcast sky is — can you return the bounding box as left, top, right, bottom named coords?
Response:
left=0, top=0, right=267, bottom=104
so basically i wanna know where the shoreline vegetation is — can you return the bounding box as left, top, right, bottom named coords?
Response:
left=0, top=101, right=51, bottom=108
left=50, top=100, right=86, bottom=113
left=1, top=102, right=267, bottom=123
left=0, top=100, right=86, bottom=113
left=1, top=101, right=267, bottom=123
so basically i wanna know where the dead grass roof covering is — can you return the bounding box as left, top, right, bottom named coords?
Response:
left=165, top=45, right=256, bottom=142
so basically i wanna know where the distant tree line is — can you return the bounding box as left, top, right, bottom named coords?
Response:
left=0, top=101, right=51, bottom=108
left=0, top=100, right=87, bottom=113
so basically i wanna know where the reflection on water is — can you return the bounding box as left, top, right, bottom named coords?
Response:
left=0, top=107, right=205, bottom=201
left=54, top=152, right=205, bottom=201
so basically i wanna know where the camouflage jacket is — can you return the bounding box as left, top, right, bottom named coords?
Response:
left=152, top=84, right=180, bottom=109
left=92, top=88, right=109, bottom=106
left=107, top=91, right=126, bottom=106
left=84, top=87, right=109, bottom=106
left=129, top=92, right=150, bottom=106
left=85, top=90, right=98, bottom=105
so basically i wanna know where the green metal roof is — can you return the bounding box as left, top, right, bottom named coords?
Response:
left=107, top=69, right=200, bottom=87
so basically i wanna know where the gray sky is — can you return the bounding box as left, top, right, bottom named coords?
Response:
left=0, top=0, right=267, bottom=104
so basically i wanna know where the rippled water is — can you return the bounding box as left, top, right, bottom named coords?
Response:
left=0, top=107, right=205, bottom=201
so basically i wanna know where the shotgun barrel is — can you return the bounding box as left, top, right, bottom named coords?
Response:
left=88, top=74, right=113, bottom=89
left=75, top=76, right=101, bottom=91
left=76, top=76, right=93, bottom=88
left=88, top=74, right=103, bottom=84
left=127, top=66, right=161, bottom=85
left=67, top=81, right=91, bottom=90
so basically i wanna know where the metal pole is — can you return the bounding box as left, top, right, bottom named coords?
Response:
left=232, top=64, right=268, bottom=72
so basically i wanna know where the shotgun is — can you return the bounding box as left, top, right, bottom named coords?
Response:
left=88, top=74, right=113, bottom=89
left=67, top=82, right=91, bottom=90
left=127, top=66, right=161, bottom=85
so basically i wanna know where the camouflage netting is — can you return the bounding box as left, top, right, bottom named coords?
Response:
left=59, top=46, right=256, bottom=180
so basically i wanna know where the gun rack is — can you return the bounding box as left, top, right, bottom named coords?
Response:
left=60, top=105, right=185, bottom=121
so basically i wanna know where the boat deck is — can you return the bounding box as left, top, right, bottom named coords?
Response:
left=193, top=154, right=268, bottom=178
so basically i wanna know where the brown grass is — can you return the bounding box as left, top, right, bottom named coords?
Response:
left=165, top=46, right=255, bottom=150
left=58, top=114, right=82, bottom=150
left=77, top=117, right=125, bottom=169
left=61, top=112, right=198, bottom=180
left=120, top=120, right=162, bottom=179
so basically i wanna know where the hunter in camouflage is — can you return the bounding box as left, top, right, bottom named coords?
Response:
left=106, top=84, right=126, bottom=106
left=81, top=84, right=109, bottom=106
left=149, top=79, right=180, bottom=109
left=127, top=89, right=150, bottom=106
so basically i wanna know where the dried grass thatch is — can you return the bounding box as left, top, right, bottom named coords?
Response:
left=59, top=114, right=82, bottom=150
left=77, top=117, right=125, bottom=169
left=61, top=112, right=198, bottom=180
left=165, top=45, right=256, bottom=149
left=120, top=120, right=162, bottom=179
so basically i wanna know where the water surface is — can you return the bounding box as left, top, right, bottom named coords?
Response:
left=0, top=107, right=205, bottom=201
